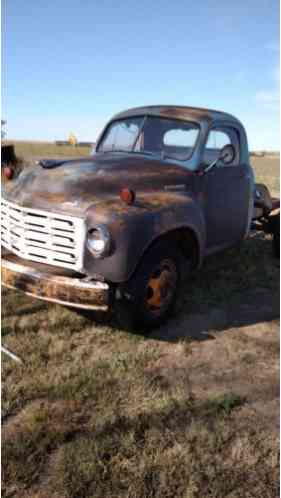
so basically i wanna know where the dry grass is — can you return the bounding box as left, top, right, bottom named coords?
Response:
left=1, top=150, right=280, bottom=498
left=251, top=155, right=279, bottom=197
left=11, top=140, right=92, bottom=162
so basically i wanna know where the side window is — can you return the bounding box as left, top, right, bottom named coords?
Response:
left=204, top=127, right=240, bottom=166
left=206, top=130, right=230, bottom=149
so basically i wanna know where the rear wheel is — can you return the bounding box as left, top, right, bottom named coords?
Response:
left=115, top=240, right=188, bottom=330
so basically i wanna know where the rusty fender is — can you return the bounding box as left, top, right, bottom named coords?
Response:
left=84, top=191, right=206, bottom=283
left=1, top=254, right=110, bottom=310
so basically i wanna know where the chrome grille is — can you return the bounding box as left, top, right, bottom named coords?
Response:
left=1, top=199, right=86, bottom=270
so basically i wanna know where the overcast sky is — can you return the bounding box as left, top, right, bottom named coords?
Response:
left=2, top=0, right=280, bottom=150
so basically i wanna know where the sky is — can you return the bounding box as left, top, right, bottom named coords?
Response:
left=1, top=0, right=280, bottom=150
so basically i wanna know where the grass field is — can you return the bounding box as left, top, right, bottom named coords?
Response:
left=2, top=146, right=280, bottom=498
left=12, top=140, right=92, bottom=160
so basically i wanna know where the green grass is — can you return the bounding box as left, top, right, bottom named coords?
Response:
left=2, top=149, right=280, bottom=498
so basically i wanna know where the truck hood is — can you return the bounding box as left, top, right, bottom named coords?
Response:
left=3, top=153, right=192, bottom=217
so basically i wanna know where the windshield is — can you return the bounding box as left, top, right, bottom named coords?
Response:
left=97, top=115, right=200, bottom=161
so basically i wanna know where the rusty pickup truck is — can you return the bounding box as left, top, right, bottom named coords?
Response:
left=1, top=106, right=279, bottom=328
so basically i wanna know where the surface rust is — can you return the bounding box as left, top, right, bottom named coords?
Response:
left=1, top=252, right=109, bottom=310
left=3, top=155, right=194, bottom=216
left=110, top=105, right=241, bottom=125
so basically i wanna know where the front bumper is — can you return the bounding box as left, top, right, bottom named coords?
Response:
left=1, top=252, right=110, bottom=311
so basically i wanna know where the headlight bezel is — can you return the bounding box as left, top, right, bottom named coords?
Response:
left=87, top=225, right=111, bottom=259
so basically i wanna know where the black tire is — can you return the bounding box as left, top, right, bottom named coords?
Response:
left=115, top=240, right=189, bottom=330
left=272, top=213, right=280, bottom=258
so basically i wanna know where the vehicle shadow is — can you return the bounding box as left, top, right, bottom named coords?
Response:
left=151, top=234, right=279, bottom=343
left=151, top=287, right=279, bottom=343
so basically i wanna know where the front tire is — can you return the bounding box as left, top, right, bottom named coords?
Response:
left=115, top=240, right=188, bottom=330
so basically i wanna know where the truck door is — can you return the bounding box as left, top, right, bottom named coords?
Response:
left=201, top=126, right=251, bottom=251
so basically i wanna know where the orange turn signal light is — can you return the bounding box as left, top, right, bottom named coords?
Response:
left=120, top=188, right=135, bottom=205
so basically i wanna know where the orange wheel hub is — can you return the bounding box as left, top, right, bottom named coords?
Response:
left=146, top=260, right=177, bottom=314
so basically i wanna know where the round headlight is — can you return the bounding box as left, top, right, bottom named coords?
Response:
left=87, top=226, right=111, bottom=258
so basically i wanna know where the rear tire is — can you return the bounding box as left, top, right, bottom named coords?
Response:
left=115, top=240, right=189, bottom=330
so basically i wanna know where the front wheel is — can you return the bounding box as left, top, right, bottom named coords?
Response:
left=115, top=241, right=188, bottom=330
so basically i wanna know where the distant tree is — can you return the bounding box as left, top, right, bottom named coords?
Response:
left=68, top=132, right=78, bottom=147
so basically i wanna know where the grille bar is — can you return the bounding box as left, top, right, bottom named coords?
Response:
left=1, top=199, right=86, bottom=271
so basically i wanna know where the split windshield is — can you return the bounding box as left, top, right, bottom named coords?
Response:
left=97, top=116, right=200, bottom=161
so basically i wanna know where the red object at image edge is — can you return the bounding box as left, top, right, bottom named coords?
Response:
left=3, top=166, right=13, bottom=180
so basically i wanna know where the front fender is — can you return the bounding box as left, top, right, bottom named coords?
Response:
left=84, top=192, right=206, bottom=283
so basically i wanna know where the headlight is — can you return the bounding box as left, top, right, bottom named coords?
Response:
left=87, top=225, right=111, bottom=258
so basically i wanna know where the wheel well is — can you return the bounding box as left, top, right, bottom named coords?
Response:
left=146, top=227, right=200, bottom=269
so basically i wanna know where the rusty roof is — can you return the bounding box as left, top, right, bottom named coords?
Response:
left=112, top=105, right=241, bottom=125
